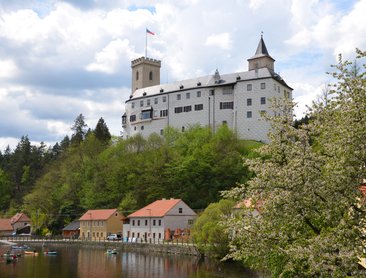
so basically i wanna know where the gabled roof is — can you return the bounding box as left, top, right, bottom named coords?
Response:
left=79, top=209, right=119, bottom=221
left=63, top=220, right=80, bottom=231
left=0, top=219, right=13, bottom=231
left=10, top=213, right=31, bottom=224
left=128, top=199, right=182, bottom=218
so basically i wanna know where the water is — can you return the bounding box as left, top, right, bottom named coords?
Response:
left=0, top=245, right=261, bottom=278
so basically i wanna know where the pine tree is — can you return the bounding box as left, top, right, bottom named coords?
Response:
left=94, top=117, right=111, bottom=144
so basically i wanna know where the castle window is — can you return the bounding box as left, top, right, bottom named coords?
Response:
left=160, top=129, right=163, bottom=135
left=247, top=98, right=252, bottom=106
left=182, top=126, right=185, bottom=132
left=220, top=102, right=234, bottom=109
left=261, top=97, right=266, bottom=105
left=174, top=107, right=183, bottom=113
left=141, top=109, right=152, bottom=120
left=147, top=99, right=150, bottom=106
left=197, top=91, right=201, bottom=97
left=140, top=100, right=144, bottom=107
left=163, top=96, right=167, bottom=102
left=154, top=98, right=158, bottom=104
left=223, top=87, right=233, bottom=95
left=141, top=126, right=144, bottom=130
left=122, top=114, right=127, bottom=124
left=261, top=82, right=266, bottom=89
left=177, top=94, right=181, bottom=100
left=130, top=115, right=136, bottom=122
left=149, top=71, right=153, bottom=81
left=183, top=105, right=191, bottom=112
left=247, top=111, right=252, bottom=118
left=131, top=102, right=135, bottom=109
left=194, top=104, right=203, bottom=111
left=136, top=71, right=139, bottom=80
left=186, top=92, right=190, bottom=99
left=160, top=109, right=168, bottom=117
left=134, top=126, right=137, bottom=131
left=247, top=84, right=252, bottom=91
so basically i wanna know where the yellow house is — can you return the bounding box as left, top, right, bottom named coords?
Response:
left=79, top=209, right=123, bottom=240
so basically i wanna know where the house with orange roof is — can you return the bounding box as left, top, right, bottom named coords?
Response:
left=79, top=209, right=124, bottom=240
left=10, top=212, right=32, bottom=234
left=123, top=198, right=197, bottom=242
left=0, top=219, right=13, bottom=236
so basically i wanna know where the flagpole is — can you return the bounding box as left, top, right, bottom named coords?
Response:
left=145, top=28, right=147, bottom=58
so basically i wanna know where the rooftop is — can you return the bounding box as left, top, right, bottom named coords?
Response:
left=79, top=209, right=120, bottom=221
left=128, top=199, right=182, bottom=218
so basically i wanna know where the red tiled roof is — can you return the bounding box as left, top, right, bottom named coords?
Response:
left=128, top=199, right=182, bottom=218
left=10, top=212, right=31, bottom=224
left=0, top=219, right=13, bottom=231
left=79, top=209, right=119, bottom=221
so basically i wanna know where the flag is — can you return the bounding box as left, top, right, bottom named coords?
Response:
left=146, top=28, right=155, bottom=35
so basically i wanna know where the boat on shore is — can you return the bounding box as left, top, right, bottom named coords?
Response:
left=24, top=250, right=38, bottom=256
left=11, top=245, right=30, bottom=250
left=106, top=249, right=118, bottom=254
left=44, top=251, right=58, bottom=255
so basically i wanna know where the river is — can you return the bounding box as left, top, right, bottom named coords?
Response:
left=0, top=244, right=262, bottom=277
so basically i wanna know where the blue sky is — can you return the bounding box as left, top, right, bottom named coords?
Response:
left=0, top=0, right=365, bottom=150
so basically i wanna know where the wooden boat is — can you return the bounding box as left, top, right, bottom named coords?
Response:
left=24, top=250, right=38, bottom=256
left=106, top=249, right=118, bottom=254
left=11, top=245, right=30, bottom=250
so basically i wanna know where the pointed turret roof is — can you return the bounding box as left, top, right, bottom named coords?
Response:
left=248, top=35, right=275, bottom=61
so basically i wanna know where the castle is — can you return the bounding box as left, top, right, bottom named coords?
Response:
left=122, top=36, right=292, bottom=142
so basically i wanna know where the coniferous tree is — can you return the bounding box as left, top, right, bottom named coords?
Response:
left=70, top=114, right=87, bottom=145
left=94, top=117, right=111, bottom=144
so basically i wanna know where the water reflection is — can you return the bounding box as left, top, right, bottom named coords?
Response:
left=0, top=245, right=261, bottom=278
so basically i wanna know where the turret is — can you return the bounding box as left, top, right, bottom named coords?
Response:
left=131, top=57, right=161, bottom=94
left=247, top=35, right=275, bottom=71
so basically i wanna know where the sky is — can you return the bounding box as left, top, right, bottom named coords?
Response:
left=0, top=0, right=365, bottom=151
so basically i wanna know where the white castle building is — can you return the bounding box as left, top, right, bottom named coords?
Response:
left=122, top=36, right=292, bottom=142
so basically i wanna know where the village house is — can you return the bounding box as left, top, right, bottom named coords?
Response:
left=79, top=209, right=123, bottom=240
left=123, top=198, right=197, bottom=242
left=0, top=219, right=13, bottom=236
left=10, top=212, right=32, bottom=234
left=62, top=220, right=80, bottom=239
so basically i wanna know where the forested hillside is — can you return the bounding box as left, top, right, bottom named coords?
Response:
left=0, top=114, right=260, bottom=234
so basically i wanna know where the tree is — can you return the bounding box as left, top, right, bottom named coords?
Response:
left=192, top=199, right=235, bottom=259
left=223, top=50, right=366, bottom=277
left=71, top=114, right=87, bottom=145
left=94, top=117, right=111, bottom=144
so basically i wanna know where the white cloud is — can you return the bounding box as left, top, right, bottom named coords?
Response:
left=0, top=59, right=19, bottom=78
left=249, top=0, right=265, bottom=10
left=205, top=33, right=232, bottom=50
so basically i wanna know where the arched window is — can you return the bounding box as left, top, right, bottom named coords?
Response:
left=136, top=71, right=139, bottom=80
left=149, top=71, right=153, bottom=81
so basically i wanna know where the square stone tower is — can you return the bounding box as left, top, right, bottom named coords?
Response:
left=131, top=57, right=161, bottom=94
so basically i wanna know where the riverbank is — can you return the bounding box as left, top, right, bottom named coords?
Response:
left=1, top=238, right=201, bottom=257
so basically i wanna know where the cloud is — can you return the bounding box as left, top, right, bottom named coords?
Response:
left=205, top=33, right=232, bottom=50
left=0, top=59, right=19, bottom=78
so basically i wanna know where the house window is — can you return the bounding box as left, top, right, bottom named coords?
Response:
left=197, top=91, right=201, bottom=97
left=147, top=99, right=151, bottom=106
left=149, top=71, right=153, bottom=81
left=138, top=220, right=140, bottom=226
left=182, top=126, right=185, bottom=132
left=177, top=94, right=181, bottom=100
left=137, top=232, right=140, bottom=238
left=186, top=92, right=190, bottom=99
left=141, top=126, right=144, bottom=130
left=97, top=232, right=99, bottom=237
left=153, top=233, right=156, bottom=238
left=247, top=111, right=252, bottom=118
left=159, top=233, right=161, bottom=239
left=140, top=100, right=144, bottom=107
left=179, top=208, right=183, bottom=213
left=145, top=220, right=148, bottom=226
left=261, top=82, right=266, bottom=89
left=261, top=97, right=266, bottom=105
left=134, top=126, right=136, bottom=131
left=183, top=105, right=191, bottom=112
left=247, top=84, right=252, bottom=91
left=132, top=232, right=135, bottom=238
left=136, top=71, right=139, bottom=80
left=158, top=220, right=161, bottom=226
left=132, top=220, right=135, bottom=226
left=163, top=96, right=167, bottom=102
left=160, top=129, right=163, bottom=135
left=101, top=232, right=103, bottom=237
left=160, top=109, right=168, bottom=117
left=194, top=104, right=203, bottom=111
left=131, top=102, right=135, bottom=109
left=188, top=219, right=194, bottom=225
left=247, top=98, right=252, bottom=106
left=153, top=220, right=156, bottom=226
left=175, top=107, right=183, bottom=113
left=154, top=98, right=158, bottom=104
left=220, top=102, right=234, bottom=109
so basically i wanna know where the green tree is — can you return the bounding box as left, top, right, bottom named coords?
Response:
left=94, top=117, right=111, bottom=144
left=223, top=50, right=366, bottom=277
left=192, top=199, right=235, bottom=259
left=71, top=114, right=87, bottom=145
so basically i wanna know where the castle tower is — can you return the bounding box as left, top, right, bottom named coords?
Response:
left=131, top=57, right=161, bottom=94
left=247, top=35, right=275, bottom=71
